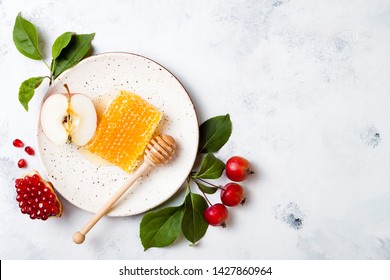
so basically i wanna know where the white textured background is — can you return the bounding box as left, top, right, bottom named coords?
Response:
left=1, top=0, right=390, bottom=259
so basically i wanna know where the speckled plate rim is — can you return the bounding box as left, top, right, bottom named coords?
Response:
left=36, top=52, right=199, bottom=216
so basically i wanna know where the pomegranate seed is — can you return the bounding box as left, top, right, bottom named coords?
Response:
left=25, top=146, right=35, bottom=156
left=13, top=139, right=24, bottom=148
left=20, top=185, right=28, bottom=193
left=31, top=174, right=40, bottom=186
left=17, top=159, right=27, bottom=168
left=50, top=206, right=58, bottom=215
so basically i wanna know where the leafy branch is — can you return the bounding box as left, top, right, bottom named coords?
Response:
left=13, top=13, right=95, bottom=111
left=140, top=114, right=232, bottom=250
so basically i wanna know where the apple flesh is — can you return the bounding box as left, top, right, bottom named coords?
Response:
left=40, top=84, right=97, bottom=146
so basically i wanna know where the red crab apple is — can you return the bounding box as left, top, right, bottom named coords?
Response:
left=204, top=203, right=228, bottom=227
left=40, top=84, right=97, bottom=146
left=220, top=183, right=246, bottom=207
left=225, top=156, right=254, bottom=182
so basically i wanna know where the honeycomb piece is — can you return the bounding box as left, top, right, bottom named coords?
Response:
left=88, top=90, right=162, bottom=173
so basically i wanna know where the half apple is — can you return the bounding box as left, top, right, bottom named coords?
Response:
left=40, top=84, right=97, bottom=146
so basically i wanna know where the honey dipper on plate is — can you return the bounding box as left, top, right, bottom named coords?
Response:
left=73, top=134, right=176, bottom=244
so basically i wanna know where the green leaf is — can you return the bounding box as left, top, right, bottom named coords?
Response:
left=181, top=192, right=209, bottom=244
left=13, top=13, right=43, bottom=60
left=18, top=76, right=46, bottom=111
left=53, top=33, right=95, bottom=78
left=193, top=153, right=225, bottom=179
left=195, top=181, right=218, bottom=194
left=140, top=205, right=184, bottom=250
left=199, top=114, right=232, bottom=153
left=51, top=32, right=74, bottom=60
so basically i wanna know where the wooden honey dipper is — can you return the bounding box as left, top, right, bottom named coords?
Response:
left=72, top=134, right=176, bottom=244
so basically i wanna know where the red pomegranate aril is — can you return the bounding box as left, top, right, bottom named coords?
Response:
left=18, top=159, right=27, bottom=168
left=21, top=207, right=27, bottom=214
left=30, top=212, right=37, bottom=219
left=31, top=174, right=40, bottom=185
left=16, top=183, right=26, bottom=192
left=16, top=195, right=22, bottom=202
left=15, top=178, right=23, bottom=185
left=41, top=215, right=48, bottom=221
left=50, top=206, right=58, bottom=215
left=25, top=146, right=35, bottom=156
left=13, top=139, right=24, bottom=148
left=31, top=186, right=41, bottom=198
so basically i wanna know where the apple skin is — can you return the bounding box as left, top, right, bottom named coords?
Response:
left=40, top=90, right=97, bottom=146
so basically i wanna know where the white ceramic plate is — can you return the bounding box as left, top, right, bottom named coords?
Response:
left=37, top=52, right=199, bottom=216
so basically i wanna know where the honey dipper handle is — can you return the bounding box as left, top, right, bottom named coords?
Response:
left=72, top=161, right=152, bottom=244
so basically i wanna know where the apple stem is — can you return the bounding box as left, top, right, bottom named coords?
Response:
left=63, top=84, right=71, bottom=100
left=199, top=187, right=213, bottom=206
left=194, top=177, right=223, bottom=190
left=63, top=84, right=72, bottom=141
